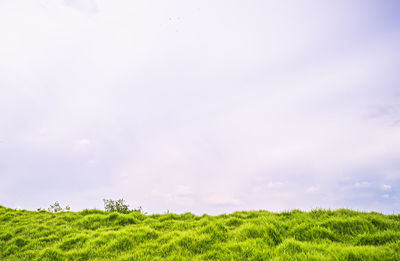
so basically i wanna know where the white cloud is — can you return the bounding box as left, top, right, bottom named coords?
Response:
left=88, top=159, right=96, bottom=165
left=74, top=139, right=90, bottom=149
left=76, top=139, right=90, bottom=145
left=381, top=184, right=392, bottom=191
left=354, top=181, right=372, bottom=188
left=63, top=0, right=98, bottom=16
left=267, top=182, right=284, bottom=189
left=205, top=196, right=243, bottom=208
left=306, top=186, right=319, bottom=193
left=354, top=182, right=372, bottom=189
left=175, top=185, right=192, bottom=196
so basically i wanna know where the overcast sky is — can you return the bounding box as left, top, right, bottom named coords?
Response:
left=1, top=0, right=400, bottom=214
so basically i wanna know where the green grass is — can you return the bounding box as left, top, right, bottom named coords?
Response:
left=0, top=206, right=399, bottom=260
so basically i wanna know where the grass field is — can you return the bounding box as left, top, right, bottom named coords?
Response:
left=1, top=205, right=399, bottom=260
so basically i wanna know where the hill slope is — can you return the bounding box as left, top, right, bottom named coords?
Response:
left=1, top=206, right=399, bottom=260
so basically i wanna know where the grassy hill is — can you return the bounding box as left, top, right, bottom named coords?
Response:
left=1, top=206, right=399, bottom=260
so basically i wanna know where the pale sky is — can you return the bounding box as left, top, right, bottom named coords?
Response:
left=1, top=0, right=400, bottom=214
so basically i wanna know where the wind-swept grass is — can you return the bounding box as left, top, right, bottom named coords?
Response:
left=0, top=206, right=399, bottom=260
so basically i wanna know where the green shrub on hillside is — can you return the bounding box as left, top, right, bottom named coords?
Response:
left=103, top=198, right=145, bottom=214
left=103, top=199, right=131, bottom=214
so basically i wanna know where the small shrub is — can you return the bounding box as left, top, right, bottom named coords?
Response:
left=103, top=199, right=131, bottom=214
left=48, top=202, right=70, bottom=213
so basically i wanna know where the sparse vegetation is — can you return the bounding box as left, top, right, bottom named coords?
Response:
left=0, top=206, right=399, bottom=260
left=47, top=201, right=70, bottom=213
left=103, top=198, right=131, bottom=214
left=103, top=198, right=144, bottom=214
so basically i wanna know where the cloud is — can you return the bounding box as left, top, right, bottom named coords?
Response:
left=175, top=185, right=192, bottom=197
left=1, top=0, right=400, bottom=214
left=88, top=159, right=97, bottom=165
left=267, top=182, right=284, bottom=189
left=74, top=139, right=90, bottom=149
left=205, top=196, right=243, bottom=208
left=63, top=0, right=98, bottom=16
left=354, top=182, right=372, bottom=189
left=306, top=186, right=320, bottom=193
